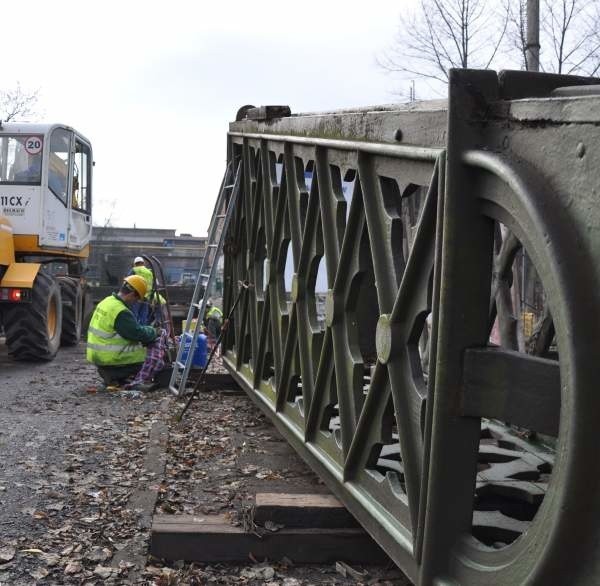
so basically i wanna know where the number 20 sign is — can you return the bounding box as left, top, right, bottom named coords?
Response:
left=25, top=136, right=43, bottom=155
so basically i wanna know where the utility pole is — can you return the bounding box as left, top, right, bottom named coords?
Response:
left=520, top=0, right=540, bottom=347
left=526, top=0, right=540, bottom=72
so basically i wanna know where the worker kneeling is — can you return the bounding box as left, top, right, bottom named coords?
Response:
left=87, top=275, right=161, bottom=389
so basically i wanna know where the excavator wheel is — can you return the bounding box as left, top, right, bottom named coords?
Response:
left=58, top=277, right=82, bottom=346
left=81, top=285, right=94, bottom=337
left=4, top=269, right=63, bottom=360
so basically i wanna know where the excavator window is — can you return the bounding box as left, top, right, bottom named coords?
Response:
left=0, top=135, right=42, bottom=184
left=72, top=139, right=91, bottom=214
left=48, top=128, right=70, bottom=204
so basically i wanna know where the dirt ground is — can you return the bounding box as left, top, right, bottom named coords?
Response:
left=0, top=339, right=410, bottom=585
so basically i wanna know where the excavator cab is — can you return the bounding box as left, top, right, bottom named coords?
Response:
left=0, top=123, right=93, bottom=360
left=0, top=124, right=92, bottom=252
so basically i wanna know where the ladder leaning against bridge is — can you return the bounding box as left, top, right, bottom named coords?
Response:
left=168, top=160, right=241, bottom=396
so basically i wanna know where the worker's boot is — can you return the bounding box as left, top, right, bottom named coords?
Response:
left=129, top=381, right=157, bottom=392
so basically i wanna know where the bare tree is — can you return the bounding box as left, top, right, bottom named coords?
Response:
left=0, top=82, right=40, bottom=122
left=379, top=0, right=510, bottom=88
left=507, top=0, right=600, bottom=75
left=543, top=0, right=600, bottom=74
left=506, top=0, right=530, bottom=69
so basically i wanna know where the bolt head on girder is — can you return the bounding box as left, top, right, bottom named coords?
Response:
left=376, top=313, right=393, bottom=364
left=291, top=273, right=300, bottom=302
left=325, top=289, right=336, bottom=327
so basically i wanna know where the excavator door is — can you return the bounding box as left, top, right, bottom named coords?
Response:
left=67, top=135, right=92, bottom=250
left=39, top=127, right=92, bottom=252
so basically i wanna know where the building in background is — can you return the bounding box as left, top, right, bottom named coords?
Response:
left=88, top=226, right=208, bottom=287
left=88, top=226, right=211, bottom=331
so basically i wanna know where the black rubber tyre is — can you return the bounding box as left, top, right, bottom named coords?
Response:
left=81, top=286, right=94, bottom=338
left=58, top=277, right=82, bottom=346
left=4, top=270, right=63, bottom=360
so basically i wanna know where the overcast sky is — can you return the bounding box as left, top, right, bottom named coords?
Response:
left=1, top=0, right=417, bottom=236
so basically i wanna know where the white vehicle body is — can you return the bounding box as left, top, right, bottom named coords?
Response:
left=0, top=123, right=93, bottom=257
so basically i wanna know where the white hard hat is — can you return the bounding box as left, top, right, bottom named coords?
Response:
left=134, top=256, right=144, bottom=264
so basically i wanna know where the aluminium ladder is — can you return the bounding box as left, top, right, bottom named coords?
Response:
left=168, top=160, right=241, bottom=395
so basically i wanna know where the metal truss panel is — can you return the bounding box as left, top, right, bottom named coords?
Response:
left=221, top=69, right=600, bottom=586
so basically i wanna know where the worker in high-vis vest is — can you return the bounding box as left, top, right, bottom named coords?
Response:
left=87, top=275, right=158, bottom=386
left=129, top=256, right=154, bottom=325
left=132, top=256, right=154, bottom=295
left=204, top=299, right=223, bottom=351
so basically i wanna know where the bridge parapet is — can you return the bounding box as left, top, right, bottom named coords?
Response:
left=221, top=69, right=600, bottom=586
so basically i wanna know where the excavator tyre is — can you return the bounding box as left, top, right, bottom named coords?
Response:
left=4, top=269, right=63, bottom=360
left=58, top=276, right=83, bottom=346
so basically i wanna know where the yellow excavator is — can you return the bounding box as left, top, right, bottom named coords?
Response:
left=0, top=123, right=93, bottom=360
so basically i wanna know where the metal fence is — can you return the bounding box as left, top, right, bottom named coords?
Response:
left=220, top=70, right=600, bottom=585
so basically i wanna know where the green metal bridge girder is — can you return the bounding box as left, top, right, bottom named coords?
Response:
left=220, top=69, right=600, bottom=585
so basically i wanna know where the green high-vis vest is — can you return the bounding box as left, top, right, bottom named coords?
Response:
left=132, top=265, right=154, bottom=299
left=86, top=296, right=147, bottom=365
left=207, top=306, right=223, bottom=321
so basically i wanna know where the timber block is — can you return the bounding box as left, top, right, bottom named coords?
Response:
left=150, top=514, right=388, bottom=564
left=188, top=372, right=244, bottom=392
left=253, top=492, right=360, bottom=529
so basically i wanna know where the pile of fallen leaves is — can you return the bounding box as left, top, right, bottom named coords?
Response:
left=0, top=393, right=164, bottom=585
left=149, top=360, right=411, bottom=585
left=156, top=388, right=321, bottom=522
left=0, top=351, right=411, bottom=585
left=157, top=394, right=243, bottom=519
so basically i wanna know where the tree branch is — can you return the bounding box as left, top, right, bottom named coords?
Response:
left=0, top=83, right=40, bottom=122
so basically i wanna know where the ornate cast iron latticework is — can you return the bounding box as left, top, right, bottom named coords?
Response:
left=220, top=70, right=600, bottom=585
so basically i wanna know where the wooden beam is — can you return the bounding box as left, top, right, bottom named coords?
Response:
left=461, top=347, right=560, bottom=436
left=150, top=514, right=388, bottom=564
left=253, top=493, right=360, bottom=528
left=189, top=372, right=243, bottom=392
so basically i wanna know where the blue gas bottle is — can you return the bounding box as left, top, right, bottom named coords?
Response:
left=180, top=332, right=207, bottom=367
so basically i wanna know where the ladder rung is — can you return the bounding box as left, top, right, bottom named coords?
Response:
left=192, top=302, right=202, bottom=308
left=176, top=361, right=186, bottom=369
left=208, top=243, right=218, bottom=248
left=224, top=184, right=234, bottom=188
